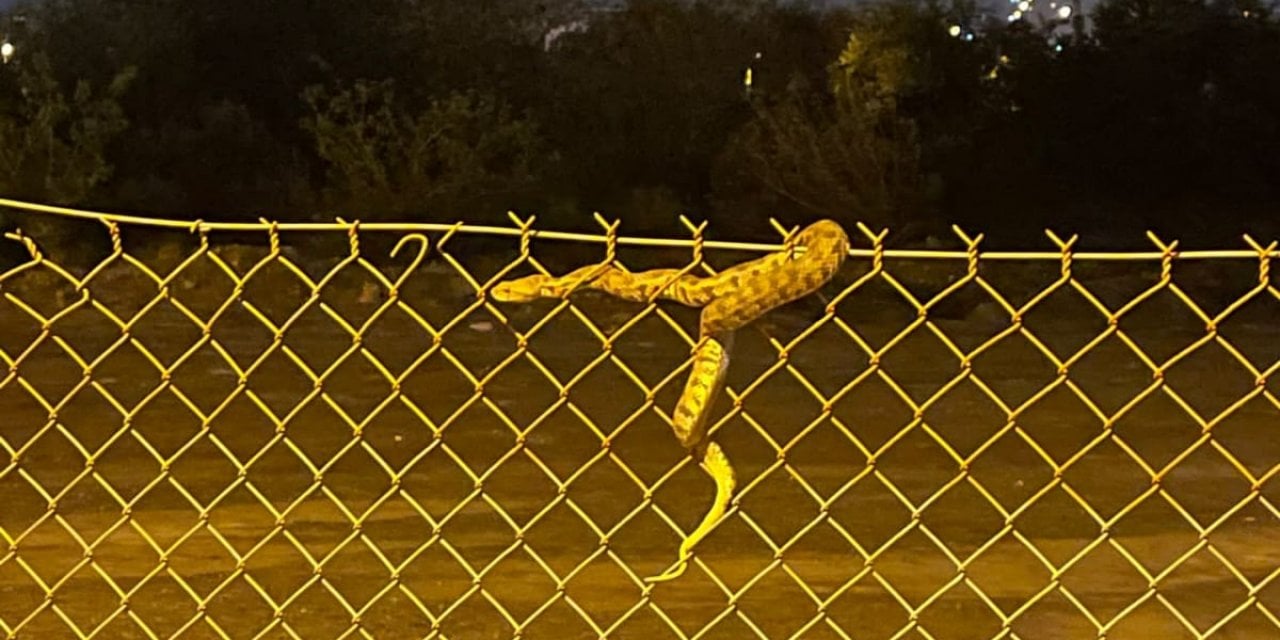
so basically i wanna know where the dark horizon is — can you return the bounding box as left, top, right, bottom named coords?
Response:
left=0, top=0, right=1275, bottom=247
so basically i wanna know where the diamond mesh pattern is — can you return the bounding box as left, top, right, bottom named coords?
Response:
left=0, top=202, right=1278, bottom=639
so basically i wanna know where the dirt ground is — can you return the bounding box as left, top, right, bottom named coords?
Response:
left=1, top=248, right=1279, bottom=639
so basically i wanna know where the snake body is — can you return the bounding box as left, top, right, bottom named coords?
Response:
left=492, top=220, right=849, bottom=581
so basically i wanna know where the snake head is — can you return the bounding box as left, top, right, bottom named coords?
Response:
left=797, top=219, right=850, bottom=257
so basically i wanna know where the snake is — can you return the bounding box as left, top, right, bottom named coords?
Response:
left=490, top=219, right=850, bottom=582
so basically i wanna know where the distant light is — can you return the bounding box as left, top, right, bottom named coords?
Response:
left=963, top=33, right=975, bottom=42
left=1018, top=1, right=1031, bottom=11
left=1054, top=43, right=1064, bottom=52
left=743, top=67, right=753, bottom=88
left=1242, top=9, right=1251, bottom=17
left=948, top=25, right=962, bottom=37
left=1057, top=5, right=1073, bottom=18
left=1009, top=10, right=1023, bottom=21
left=0, top=42, right=13, bottom=64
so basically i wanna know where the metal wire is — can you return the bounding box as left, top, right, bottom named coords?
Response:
left=0, top=199, right=1277, bottom=639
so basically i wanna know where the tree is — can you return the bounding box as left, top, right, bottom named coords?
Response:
left=15, top=0, right=572, bottom=219
left=711, top=2, right=947, bottom=236
left=535, top=0, right=849, bottom=227
left=0, top=52, right=133, bottom=261
left=301, top=80, right=547, bottom=221
left=0, top=53, right=133, bottom=204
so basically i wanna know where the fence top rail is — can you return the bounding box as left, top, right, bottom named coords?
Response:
left=2, top=196, right=1277, bottom=262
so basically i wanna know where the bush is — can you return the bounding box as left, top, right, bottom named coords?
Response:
left=0, top=53, right=134, bottom=265
left=301, top=80, right=547, bottom=222
left=712, top=22, right=935, bottom=237
left=0, top=53, right=133, bottom=204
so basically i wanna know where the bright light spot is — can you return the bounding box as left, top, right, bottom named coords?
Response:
left=948, top=25, right=962, bottom=37
left=754, top=51, right=763, bottom=60
left=744, top=67, right=753, bottom=88
left=963, top=33, right=975, bottom=42
left=1054, top=43, right=1064, bottom=52
left=1009, top=10, right=1023, bottom=21
left=999, top=54, right=1011, bottom=64
left=1018, top=1, right=1031, bottom=11
left=1057, top=5, right=1073, bottom=18
left=1243, top=10, right=1251, bottom=17
left=0, top=42, right=13, bottom=63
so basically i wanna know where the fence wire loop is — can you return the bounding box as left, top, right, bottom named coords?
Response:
left=856, top=222, right=889, bottom=273
left=678, top=215, right=707, bottom=265
left=952, top=225, right=984, bottom=276
left=338, top=217, right=361, bottom=256
left=102, top=219, right=123, bottom=255
left=1244, top=235, right=1276, bottom=285
left=260, top=218, right=281, bottom=256
left=389, top=233, right=430, bottom=295
left=435, top=221, right=465, bottom=252
left=4, top=229, right=43, bottom=263
left=508, top=211, right=537, bottom=257
left=595, top=213, right=620, bottom=264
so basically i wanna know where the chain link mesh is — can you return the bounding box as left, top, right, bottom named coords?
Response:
left=0, top=201, right=1278, bottom=639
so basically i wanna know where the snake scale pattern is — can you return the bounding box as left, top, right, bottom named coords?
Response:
left=492, top=220, right=850, bottom=582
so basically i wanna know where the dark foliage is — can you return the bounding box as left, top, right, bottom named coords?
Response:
left=0, top=0, right=1276, bottom=245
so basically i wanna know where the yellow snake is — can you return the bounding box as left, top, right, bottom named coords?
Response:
left=491, top=220, right=850, bottom=582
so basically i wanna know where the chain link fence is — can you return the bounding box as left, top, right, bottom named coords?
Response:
left=0, top=200, right=1278, bottom=639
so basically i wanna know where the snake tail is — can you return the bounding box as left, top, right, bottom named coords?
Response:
left=644, top=335, right=735, bottom=582
left=645, top=441, right=736, bottom=583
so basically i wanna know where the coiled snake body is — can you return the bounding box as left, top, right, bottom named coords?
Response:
left=492, top=220, right=849, bottom=581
